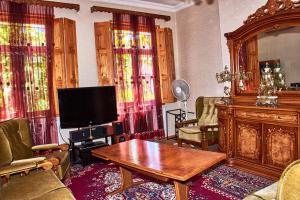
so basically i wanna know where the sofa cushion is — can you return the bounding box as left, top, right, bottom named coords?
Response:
left=0, top=128, right=12, bottom=167
left=1, top=169, right=72, bottom=200
left=277, top=160, right=300, bottom=199
left=16, top=118, right=33, bottom=148
left=0, top=119, right=33, bottom=160
left=31, top=187, right=75, bottom=200
left=243, top=182, right=278, bottom=200
left=178, top=126, right=202, bottom=142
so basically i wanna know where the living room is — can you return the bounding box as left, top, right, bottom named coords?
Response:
left=1, top=0, right=300, bottom=199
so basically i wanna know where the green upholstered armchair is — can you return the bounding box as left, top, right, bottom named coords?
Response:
left=0, top=118, right=70, bottom=181
left=243, top=160, right=300, bottom=200
left=176, top=97, right=221, bottom=150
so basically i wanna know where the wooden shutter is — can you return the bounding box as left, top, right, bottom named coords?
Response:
left=94, top=22, right=114, bottom=86
left=53, top=18, right=79, bottom=115
left=156, top=27, right=175, bottom=103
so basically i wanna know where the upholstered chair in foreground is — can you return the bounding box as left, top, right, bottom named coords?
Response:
left=244, top=160, right=300, bottom=200
left=0, top=118, right=70, bottom=180
left=176, top=96, right=221, bottom=150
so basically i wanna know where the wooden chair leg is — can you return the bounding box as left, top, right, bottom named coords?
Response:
left=201, top=132, right=209, bottom=150
left=177, top=138, right=183, bottom=147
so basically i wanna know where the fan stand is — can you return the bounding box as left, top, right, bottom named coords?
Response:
left=183, top=100, right=189, bottom=120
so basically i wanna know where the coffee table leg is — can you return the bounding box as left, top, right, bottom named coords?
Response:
left=109, top=166, right=143, bottom=196
left=174, top=181, right=188, bottom=200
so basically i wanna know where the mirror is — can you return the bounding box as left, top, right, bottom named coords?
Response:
left=238, top=26, right=300, bottom=92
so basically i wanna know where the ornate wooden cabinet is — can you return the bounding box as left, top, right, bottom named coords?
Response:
left=218, top=104, right=300, bottom=179
left=217, top=0, right=300, bottom=179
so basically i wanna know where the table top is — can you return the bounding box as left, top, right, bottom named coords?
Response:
left=92, top=139, right=226, bottom=181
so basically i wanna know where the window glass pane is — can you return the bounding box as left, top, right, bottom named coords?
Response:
left=0, top=22, right=46, bottom=46
left=0, top=54, right=14, bottom=114
left=138, top=32, right=152, bottom=49
left=140, top=55, right=153, bottom=75
left=115, top=53, right=134, bottom=102
left=23, top=24, right=46, bottom=46
left=24, top=54, right=49, bottom=112
left=114, top=30, right=134, bottom=49
left=0, top=22, right=10, bottom=45
left=142, top=77, right=155, bottom=101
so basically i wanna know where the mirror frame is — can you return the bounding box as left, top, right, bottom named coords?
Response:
left=225, top=0, right=300, bottom=105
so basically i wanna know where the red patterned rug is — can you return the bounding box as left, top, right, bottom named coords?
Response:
left=64, top=162, right=273, bottom=200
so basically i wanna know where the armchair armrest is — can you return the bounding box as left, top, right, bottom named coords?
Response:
left=176, top=119, right=198, bottom=128
left=11, top=157, right=46, bottom=166
left=0, top=158, right=53, bottom=177
left=32, top=143, right=59, bottom=151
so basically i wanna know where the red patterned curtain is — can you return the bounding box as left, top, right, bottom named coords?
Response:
left=112, top=13, right=164, bottom=139
left=0, top=1, right=57, bottom=144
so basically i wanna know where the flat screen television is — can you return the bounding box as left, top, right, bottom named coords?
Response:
left=58, top=86, right=118, bottom=129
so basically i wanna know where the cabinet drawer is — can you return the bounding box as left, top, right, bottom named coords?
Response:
left=235, top=110, right=298, bottom=124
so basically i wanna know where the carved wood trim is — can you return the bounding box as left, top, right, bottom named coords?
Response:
left=5, top=0, right=80, bottom=11
left=236, top=110, right=298, bottom=124
left=90, top=6, right=171, bottom=21
left=244, top=0, right=300, bottom=24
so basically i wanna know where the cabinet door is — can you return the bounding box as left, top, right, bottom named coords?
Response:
left=264, top=125, right=297, bottom=169
left=94, top=22, right=114, bottom=86
left=236, top=121, right=262, bottom=163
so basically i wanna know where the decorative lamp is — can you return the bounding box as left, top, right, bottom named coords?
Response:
left=216, top=65, right=234, bottom=104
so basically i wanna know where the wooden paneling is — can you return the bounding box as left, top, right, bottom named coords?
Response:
left=156, top=27, right=175, bottom=104
left=94, top=22, right=114, bottom=86
left=236, top=121, right=261, bottom=163
left=264, top=125, right=297, bottom=169
left=53, top=18, right=79, bottom=114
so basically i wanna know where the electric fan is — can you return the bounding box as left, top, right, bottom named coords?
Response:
left=171, top=79, right=190, bottom=119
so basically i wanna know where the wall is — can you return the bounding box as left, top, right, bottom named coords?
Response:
left=52, top=0, right=178, bottom=143
left=175, top=0, right=223, bottom=113
left=218, top=0, right=268, bottom=67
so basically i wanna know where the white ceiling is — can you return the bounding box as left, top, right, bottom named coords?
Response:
left=140, top=0, right=184, bottom=6
left=93, top=0, right=194, bottom=12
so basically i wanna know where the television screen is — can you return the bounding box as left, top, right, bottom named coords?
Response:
left=58, top=86, right=118, bottom=129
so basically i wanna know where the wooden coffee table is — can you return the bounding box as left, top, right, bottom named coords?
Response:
left=92, top=139, right=226, bottom=200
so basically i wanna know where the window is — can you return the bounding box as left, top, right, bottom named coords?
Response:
left=0, top=21, right=48, bottom=118
left=113, top=30, right=155, bottom=103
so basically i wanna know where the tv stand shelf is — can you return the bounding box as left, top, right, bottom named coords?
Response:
left=75, top=141, right=108, bottom=166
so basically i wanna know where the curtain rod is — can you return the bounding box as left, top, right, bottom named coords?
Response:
left=4, top=0, right=80, bottom=11
left=90, top=6, right=171, bottom=21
